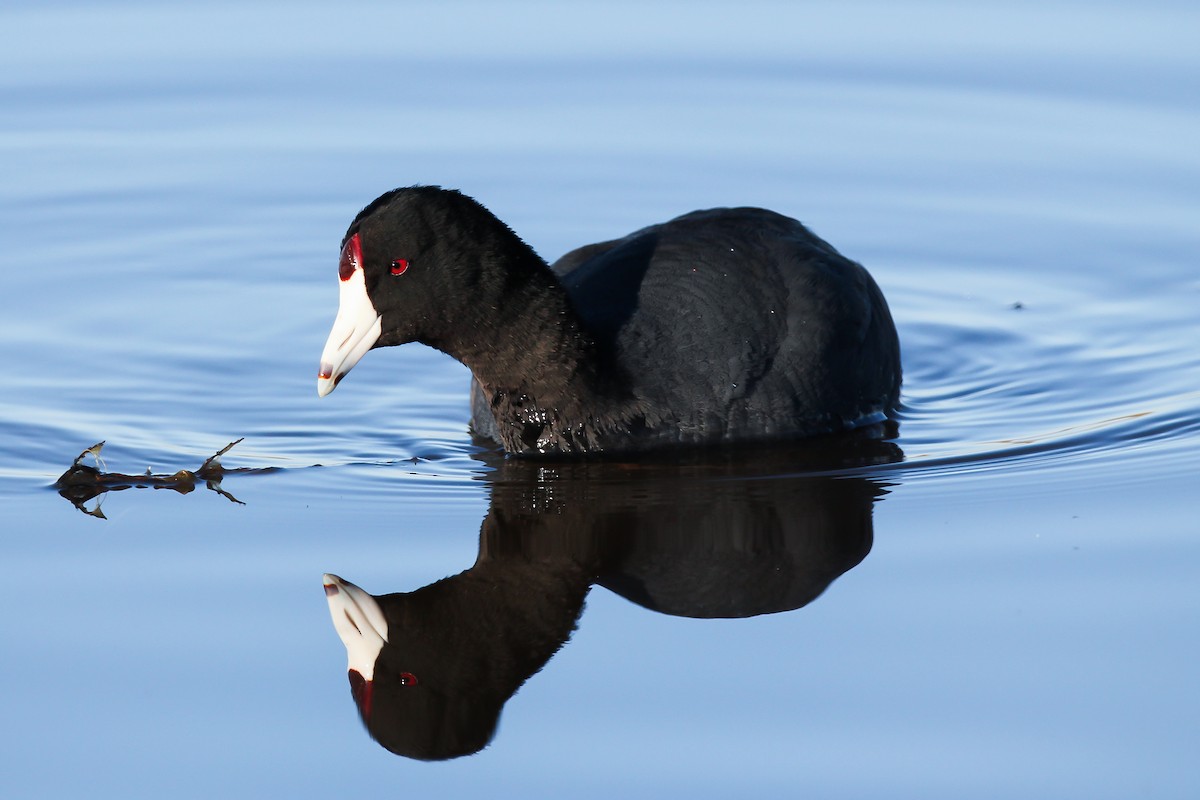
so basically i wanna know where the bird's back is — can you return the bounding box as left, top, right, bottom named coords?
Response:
left=552, top=208, right=900, bottom=444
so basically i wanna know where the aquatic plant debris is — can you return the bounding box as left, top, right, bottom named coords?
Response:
left=54, top=439, right=267, bottom=518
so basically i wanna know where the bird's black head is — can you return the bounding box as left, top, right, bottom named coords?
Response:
left=316, top=186, right=539, bottom=396
left=322, top=572, right=513, bottom=761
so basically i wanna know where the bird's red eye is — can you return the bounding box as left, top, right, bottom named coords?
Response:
left=339, top=233, right=362, bottom=282
left=390, top=258, right=409, bottom=276
left=398, top=672, right=418, bottom=686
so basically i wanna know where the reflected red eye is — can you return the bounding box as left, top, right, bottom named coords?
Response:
left=339, top=233, right=363, bottom=282
left=399, top=672, right=418, bottom=686
left=390, top=258, right=409, bottom=276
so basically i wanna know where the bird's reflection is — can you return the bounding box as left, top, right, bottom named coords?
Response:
left=324, top=432, right=901, bottom=760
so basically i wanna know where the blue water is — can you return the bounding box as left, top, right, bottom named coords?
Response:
left=3, top=1, right=1199, bottom=797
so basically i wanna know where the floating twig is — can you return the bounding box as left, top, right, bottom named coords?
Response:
left=55, top=439, right=272, bottom=517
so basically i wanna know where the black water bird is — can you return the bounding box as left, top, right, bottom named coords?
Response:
left=317, top=186, right=900, bottom=455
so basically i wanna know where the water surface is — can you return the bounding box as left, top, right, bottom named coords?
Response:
left=2, top=2, right=1198, bottom=798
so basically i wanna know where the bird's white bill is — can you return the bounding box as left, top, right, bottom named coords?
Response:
left=317, top=266, right=381, bottom=397
left=322, top=573, right=388, bottom=679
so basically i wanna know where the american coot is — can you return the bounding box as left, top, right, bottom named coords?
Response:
left=317, top=187, right=900, bottom=456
